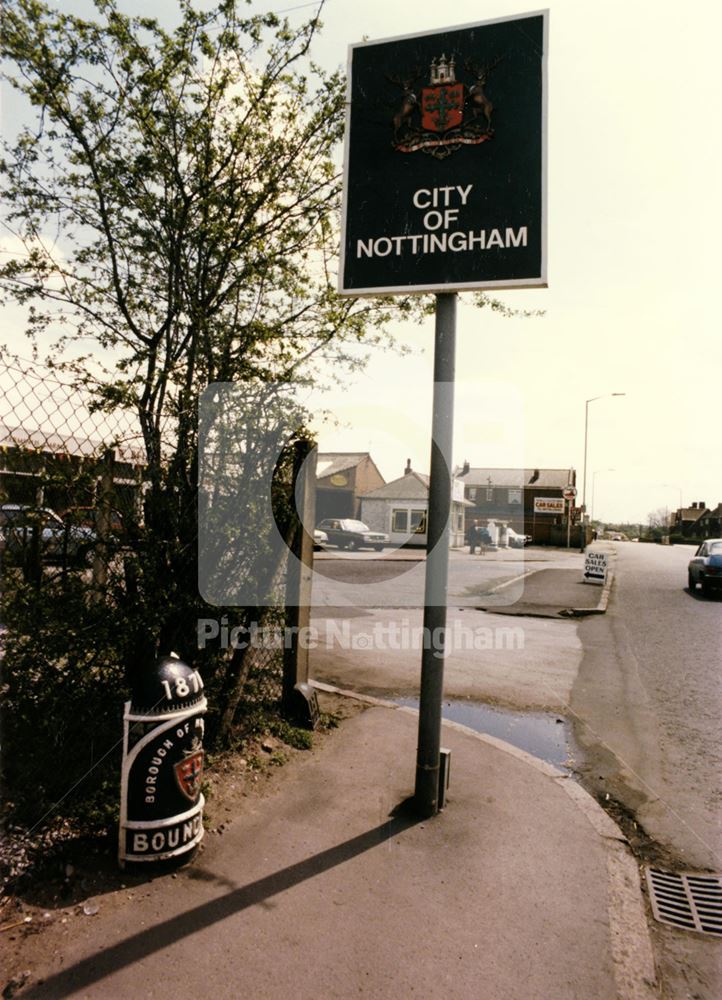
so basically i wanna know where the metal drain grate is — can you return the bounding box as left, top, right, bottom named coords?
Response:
left=645, top=868, right=722, bottom=937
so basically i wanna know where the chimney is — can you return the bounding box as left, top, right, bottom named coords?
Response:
left=529, top=469, right=540, bottom=484
left=462, top=460, right=470, bottom=476
left=699, top=501, right=706, bottom=510
left=404, top=458, right=412, bottom=476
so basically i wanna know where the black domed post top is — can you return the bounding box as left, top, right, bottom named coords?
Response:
left=131, top=656, right=206, bottom=714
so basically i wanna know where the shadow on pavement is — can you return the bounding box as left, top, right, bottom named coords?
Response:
left=23, top=804, right=421, bottom=999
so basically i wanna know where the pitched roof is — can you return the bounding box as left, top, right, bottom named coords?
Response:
left=316, top=452, right=371, bottom=480
left=0, top=422, right=146, bottom=465
left=457, top=467, right=574, bottom=489
left=361, top=470, right=430, bottom=500
left=677, top=507, right=707, bottom=522
left=696, top=503, right=722, bottom=520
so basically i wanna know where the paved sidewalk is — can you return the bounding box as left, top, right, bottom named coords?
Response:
left=14, top=697, right=658, bottom=1000
left=478, top=566, right=613, bottom=617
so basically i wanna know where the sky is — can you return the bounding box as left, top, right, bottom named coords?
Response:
left=2, top=0, right=721, bottom=525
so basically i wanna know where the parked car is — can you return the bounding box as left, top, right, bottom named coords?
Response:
left=506, top=527, right=532, bottom=548
left=313, top=528, right=328, bottom=550
left=0, top=503, right=96, bottom=563
left=688, top=539, right=722, bottom=596
left=316, top=518, right=388, bottom=551
left=60, top=505, right=125, bottom=536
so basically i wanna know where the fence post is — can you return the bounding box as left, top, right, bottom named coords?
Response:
left=283, top=438, right=318, bottom=726
left=93, top=449, right=115, bottom=594
left=24, top=477, right=45, bottom=585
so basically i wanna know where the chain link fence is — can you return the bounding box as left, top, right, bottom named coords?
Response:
left=0, top=358, right=146, bottom=584
left=0, top=359, right=289, bottom=837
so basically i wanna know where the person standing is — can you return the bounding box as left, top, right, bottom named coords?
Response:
left=468, top=519, right=481, bottom=554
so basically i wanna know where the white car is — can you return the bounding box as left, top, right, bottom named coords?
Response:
left=313, top=529, right=328, bottom=550
left=506, top=527, right=532, bottom=548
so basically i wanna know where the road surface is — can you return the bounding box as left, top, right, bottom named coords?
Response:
left=571, top=542, right=721, bottom=1000
left=571, top=542, right=721, bottom=870
left=312, top=544, right=584, bottom=608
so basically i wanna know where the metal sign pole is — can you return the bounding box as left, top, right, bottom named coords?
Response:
left=414, top=292, right=457, bottom=818
left=566, top=498, right=572, bottom=548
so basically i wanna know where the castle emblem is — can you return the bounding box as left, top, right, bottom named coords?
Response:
left=389, top=54, right=501, bottom=159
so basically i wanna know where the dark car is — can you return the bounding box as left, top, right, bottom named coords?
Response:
left=0, top=503, right=96, bottom=563
left=316, top=518, right=388, bottom=551
left=60, top=505, right=126, bottom=536
left=688, top=539, right=722, bottom=596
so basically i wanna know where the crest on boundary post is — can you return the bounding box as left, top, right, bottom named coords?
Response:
left=174, top=744, right=204, bottom=802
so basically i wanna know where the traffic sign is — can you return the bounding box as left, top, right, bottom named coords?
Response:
left=563, top=485, right=577, bottom=500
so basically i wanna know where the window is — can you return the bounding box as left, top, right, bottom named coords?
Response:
left=486, top=488, right=494, bottom=502
left=468, top=487, right=477, bottom=500
left=410, top=509, right=427, bottom=534
left=391, top=508, right=427, bottom=534
left=392, top=509, right=408, bottom=533
left=508, top=489, right=522, bottom=504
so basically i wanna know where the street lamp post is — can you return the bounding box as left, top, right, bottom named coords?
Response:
left=656, top=484, right=683, bottom=535
left=581, top=393, right=625, bottom=549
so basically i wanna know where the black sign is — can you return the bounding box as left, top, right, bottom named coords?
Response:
left=339, top=12, right=547, bottom=295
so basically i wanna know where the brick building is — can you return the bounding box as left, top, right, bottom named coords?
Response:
left=456, top=465, right=577, bottom=545
left=315, top=452, right=385, bottom=522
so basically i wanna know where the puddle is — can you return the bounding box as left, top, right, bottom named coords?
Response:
left=395, top=697, right=581, bottom=775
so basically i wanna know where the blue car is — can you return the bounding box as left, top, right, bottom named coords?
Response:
left=688, top=539, right=722, bottom=596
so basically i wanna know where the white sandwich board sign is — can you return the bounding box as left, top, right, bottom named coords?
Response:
left=583, top=551, right=608, bottom=586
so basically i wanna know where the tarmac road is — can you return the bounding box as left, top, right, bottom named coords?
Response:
left=570, top=541, right=722, bottom=1000
left=571, top=542, right=721, bottom=869
left=312, top=544, right=588, bottom=609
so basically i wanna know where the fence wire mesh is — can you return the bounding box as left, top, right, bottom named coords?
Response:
left=1, top=359, right=288, bottom=834
left=0, top=357, right=146, bottom=463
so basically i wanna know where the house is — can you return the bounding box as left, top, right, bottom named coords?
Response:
left=670, top=503, right=708, bottom=539
left=315, top=452, right=385, bottom=522
left=359, top=460, right=470, bottom=547
left=456, top=464, right=577, bottom=545
left=686, top=503, right=722, bottom=540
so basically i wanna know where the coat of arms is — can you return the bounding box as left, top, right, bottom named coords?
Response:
left=174, top=742, right=204, bottom=802
left=389, top=54, right=501, bottom=159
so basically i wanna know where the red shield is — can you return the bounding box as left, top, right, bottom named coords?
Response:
left=421, top=83, right=464, bottom=132
left=175, top=750, right=204, bottom=802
